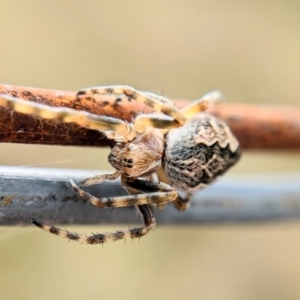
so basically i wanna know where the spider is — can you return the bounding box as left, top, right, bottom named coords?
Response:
left=0, top=85, right=241, bottom=244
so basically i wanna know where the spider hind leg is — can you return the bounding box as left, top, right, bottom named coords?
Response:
left=30, top=204, right=156, bottom=244
left=182, top=90, right=223, bottom=119
left=69, top=178, right=178, bottom=209
left=30, top=177, right=178, bottom=244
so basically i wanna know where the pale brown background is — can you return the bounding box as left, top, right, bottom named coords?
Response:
left=0, top=1, right=300, bottom=300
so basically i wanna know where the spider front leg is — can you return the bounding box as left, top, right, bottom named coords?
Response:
left=142, top=91, right=173, bottom=105
left=78, top=170, right=121, bottom=186
left=0, top=94, right=137, bottom=142
left=77, top=85, right=186, bottom=125
left=30, top=204, right=156, bottom=244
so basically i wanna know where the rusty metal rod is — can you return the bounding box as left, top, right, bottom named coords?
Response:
left=0, top=84, right=299, bottom=149
left=0, top=166, right=300, bottom=225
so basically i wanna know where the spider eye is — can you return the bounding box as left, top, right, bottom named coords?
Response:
left=122, top=158, right=134, bottom=168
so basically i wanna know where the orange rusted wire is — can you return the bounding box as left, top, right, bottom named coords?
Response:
left=0, top=84, right=299, bottom=149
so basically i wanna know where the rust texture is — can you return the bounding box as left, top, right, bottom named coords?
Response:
left=0, top=84, right=299, bottom=149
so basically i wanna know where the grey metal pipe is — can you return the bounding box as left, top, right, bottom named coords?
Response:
left=0, top=166, right=299, bottom=225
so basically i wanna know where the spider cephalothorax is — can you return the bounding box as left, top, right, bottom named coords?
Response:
left=0, top=85, right=241, bottom=244
left=109, top=127, right=164, bottom=177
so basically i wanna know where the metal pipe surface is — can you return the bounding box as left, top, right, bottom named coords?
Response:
left=0, top=166, right=299, bottom=225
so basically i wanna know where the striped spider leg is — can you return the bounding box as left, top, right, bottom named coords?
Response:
left=0, top=86, right=240, bottom=244
left=31, top=176, right=177, bottom=244
left=31, top=204, right=157, bottom=244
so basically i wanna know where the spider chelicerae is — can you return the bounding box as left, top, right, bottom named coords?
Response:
left=0, top=85, right=241, bottom=244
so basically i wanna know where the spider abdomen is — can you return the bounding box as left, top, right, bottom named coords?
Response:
left=164, top=115, right=241, bottom=191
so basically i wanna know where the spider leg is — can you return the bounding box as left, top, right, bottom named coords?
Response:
left=133, top=113, right=181, bottom=133
left=77, top=85, right=185, bottom=125
left=69, top=178, right=178, bottom=208
left=0, top=94, right=136, bottom=142
left=148, top=172, right=166, bottom=209
left=181, top=90, right=223, bottom=119
left=30, top=204, right=156, bottom=244
left=172, top=192, right=192, bottom=211
left=78, top=170, right=121, bottom=186
left=142, top=91, right=173, bottom=105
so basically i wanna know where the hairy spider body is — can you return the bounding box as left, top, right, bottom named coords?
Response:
left=0, top=85, right=241, bottom=245
left=165, top=115, right=240, bottom=191
left=109, top=127, right=164, bottom=177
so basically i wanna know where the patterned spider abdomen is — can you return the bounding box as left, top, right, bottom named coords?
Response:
left=164, top=114, right=241, bottom=191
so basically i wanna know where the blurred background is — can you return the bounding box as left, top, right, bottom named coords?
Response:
left=0, top=1, right=300, bottom=299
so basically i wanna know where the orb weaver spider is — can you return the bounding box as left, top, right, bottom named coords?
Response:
left=0, top=85, right=240, bottom=244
